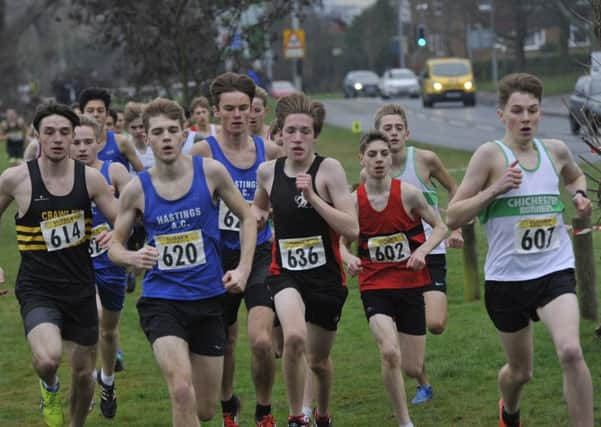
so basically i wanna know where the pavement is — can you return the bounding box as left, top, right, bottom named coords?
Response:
left=478, top=91, right=570, bottom=117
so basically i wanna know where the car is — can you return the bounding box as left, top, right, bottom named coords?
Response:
left=270, top=80, right=298, bottom=99
left=568, top=74, right=601, bottom=135
left=420, top=58, right=476, bottom=108
left=379, top=68, right=420, bottom=99
left=343, top=70, right=380, bottom=98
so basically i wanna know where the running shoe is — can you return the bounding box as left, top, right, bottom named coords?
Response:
left=313, top=410, right=332, bottom=427
left=411, top=384, right=433, bottom=404
left=39, top=380, right=64, bottom=427
left=114, top=349, right=125, bottom=372
left=499, top=399, right=522, bottom=427
left=287, top=415, right=308, bottom=427
left=97, top=370, right=117, bottom=419
left=223, top=395, right=240, bottom=427
left=256, top=413, right=277, bottom=427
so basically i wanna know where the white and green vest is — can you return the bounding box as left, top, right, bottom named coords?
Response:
left=395, top=146, right=445, bottom=254
left=480, top=139, right=574, bottom=281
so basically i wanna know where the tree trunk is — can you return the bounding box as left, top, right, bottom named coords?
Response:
left=558, top=8, right=569, bottom=57
left=512, top=0, right=527, bottom=70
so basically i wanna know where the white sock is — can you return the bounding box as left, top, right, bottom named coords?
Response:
left=101, top=369, right=114, bottom=386
left=400, top=422, right=414, bottom=427
left=302, top=406, right=312, bottom=419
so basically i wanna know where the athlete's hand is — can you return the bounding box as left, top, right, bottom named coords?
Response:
left=0, top=266, right=7, bottom=296
left=406, top=249, right=427, bottom=271
left=96, top=230, right=112, bottom=250
left=131, top=245, right=159, bottom=270
left=492, top=160, right=521, bottom=196
left=346, top=255, right=363, bottom=276
left=222, top=267, right=250, bottom=294
left=447, top=229, right=464, bottom=249
left=296, top=173, right=315, bottom=202
left=573, top=193, right=592, bottom=218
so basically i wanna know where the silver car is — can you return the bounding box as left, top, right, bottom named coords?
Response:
left=379, top=68, right=420, bottom=99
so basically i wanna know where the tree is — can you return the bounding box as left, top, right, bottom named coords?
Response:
left=70, top=0, right=319, bottom=105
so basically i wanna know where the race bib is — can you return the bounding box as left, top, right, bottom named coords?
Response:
left=367, top=233, right=411, bottom=263
left=89, top=223, right=110, bottom=258
left=155, top=229, right=206, bottom=271
left=218, top=199, right=241, bottom=231
left=279, top=236, right=326, bottom=271
left=40, top=211, right=86, bottom=252
left=514, top=216, right=560, bottom=254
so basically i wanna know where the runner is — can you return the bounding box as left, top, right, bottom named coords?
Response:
left=0, top=102, right=117, bottom=427
left=189, top=72, right=282, bottom=427
left=70, top=115, right=130, bottom=419
left=342, top=131, right=447, bottom=427
left=78, top=87, right=144, bottom=172
left=0, top=108, right=28, bottom=166
left=249, top=87, right=270, bottom=139
left=108, top=97, right=257, bottom=427
left=189, top=96, right=217, bottom=139
left=372, top=103, right=463, bottom=403
left=254, top=93, right=358, bottom=427
left=446, top=73, right=593, bottom=427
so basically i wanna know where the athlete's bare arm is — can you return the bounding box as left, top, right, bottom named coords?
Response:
left=108, top=162, right=131, bottom=194
left=116, top=133, right=144, bottom=172
left=253, top=161, right=275, bottom=225
left=544, top=138, right=592, bottom=217
left=447, top=142, right=520, bottom=229
left=205, top=158, right=257, bottom=293
left=23, top=141, right=39, bottom=161
left=108, top=177, right=158, bottom=269
left=402, top=182, right=448, bottom=270
left=419, top=149, right=463, bottom=248
left=188, top=139, right=212, bottom=158
left=339, top=192, right=362, bottom=276
left=309, top=158, right=359, bottom=241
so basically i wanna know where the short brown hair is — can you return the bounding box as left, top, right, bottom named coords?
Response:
left=359, top=130, right=390, bottom=154
left=123, top=102, right=145, bottom=126
left=189, top=96, right=210, bottom=112
left=497, top=73, right=543, bottom=108
left=374, top=104, right=408, bottom=130
left=76, top=115, right=102, bottom=140
left=210, top=72, right=256, bottom=107
left=275, top=93, right=326, bottom=137
left=142, top=98, right=185, bottom=131
left=268, top=119, right=281, bottom=140
left=253, top=87, right=269, bottom=108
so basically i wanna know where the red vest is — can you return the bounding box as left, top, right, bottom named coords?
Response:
left=357, top=179, right=431, bottom=291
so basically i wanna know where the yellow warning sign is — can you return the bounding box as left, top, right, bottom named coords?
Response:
left=351, top=120, right=362, bottom=134
left=283, top=29, right=306, bottom=59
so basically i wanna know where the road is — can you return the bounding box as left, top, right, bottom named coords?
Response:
left=321, top=95, right=599, bottom=163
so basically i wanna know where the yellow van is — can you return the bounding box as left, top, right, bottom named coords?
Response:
left=420, top=58, right=476, bottom=107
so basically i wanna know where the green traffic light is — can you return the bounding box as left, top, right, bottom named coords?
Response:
left=418, top=38, right=426, bottom=47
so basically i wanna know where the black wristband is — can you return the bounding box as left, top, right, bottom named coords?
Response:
left=572, top=190, right=588, bottom=199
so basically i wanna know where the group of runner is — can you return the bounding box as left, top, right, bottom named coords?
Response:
left=0, top=71, right=594, bottom=427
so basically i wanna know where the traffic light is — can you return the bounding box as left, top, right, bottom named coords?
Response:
left=417, top=25, right=427, bottom=47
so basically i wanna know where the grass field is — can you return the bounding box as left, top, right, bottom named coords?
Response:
left=2, top=125, right=601, bottom=427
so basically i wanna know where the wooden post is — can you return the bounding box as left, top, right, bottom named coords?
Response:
left=572, top=217, right=598, bottom=322
left=461, top=222, right=480, bottom=301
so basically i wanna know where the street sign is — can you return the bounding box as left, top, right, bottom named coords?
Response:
left=283, top=29, right=305, bottom=59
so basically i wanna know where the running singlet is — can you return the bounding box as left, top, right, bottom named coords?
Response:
left=90, top=161, right=126, bottom=283
left=140, top=156, right=224, bottom=300
left=99, top=130, right=129, bottom=169
left=480, top=139, right=574, bottom=281
left=206, top=135, right=272, bottom=250
left=395, top=146, right=445, bottom=254
left=269, top=156, right=345, bottom=285
left=357, top=179, right=430, bottom=292
left=16, top=160, right=94, bottom=287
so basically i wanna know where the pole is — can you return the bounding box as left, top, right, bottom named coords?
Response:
left=292, top=1, right=302, bottom=91
left=398, top=0, right=405, bottom=68
left=490, top=1, right=498, bottom=84
left=572, top=216, right=599, bottom=321
left=461, top=222, right=480, bottom=301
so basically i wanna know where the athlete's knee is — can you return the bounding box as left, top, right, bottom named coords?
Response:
left=402, top=359, right=424, bottom=379
left=379, top=344, right=402, bottom=370
left=557, top=342, right=584, bottom=367
left=33, top=353, right=61, bottom=377
left=249, top=330, right=273, bottom=360
left=170, top=378, right=195, bottom=409
left=197, top=399, right=216, bottom=421
left=284, top=332, right=306, bottom=357
left=99, top=326, right=119, bottom=345
left=505, top=364, right=532, bottom=385
left=307, top=354, right=331, bottom=378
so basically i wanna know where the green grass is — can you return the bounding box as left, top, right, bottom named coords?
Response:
left=2, top=129, right=601, bottom=426
left=478, top=71, right=583, bottom=96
